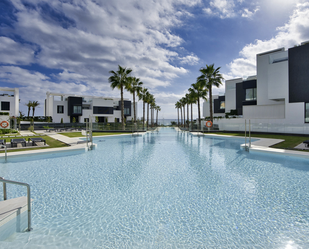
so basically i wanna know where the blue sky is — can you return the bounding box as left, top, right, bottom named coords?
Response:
left=0, top=0, right=309, bottom=119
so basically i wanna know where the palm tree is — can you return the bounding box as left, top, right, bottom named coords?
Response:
left=25, top=101, right=32, bottom=117
left=155, top=106, right=161, bottom=126
left=138, top=87, right=148, bottom=130
left=126, top=76, right=143, bottom=123
left=177, top=100, right=183, bottom=127
left=197, top=64, right=223, bottom=123
left=187, top=88, right=197, bottom=129
left=191, top=81, right=208, bottom=129
left=175, top=101, right=181, bottom=127
left=144, top=92, right=152, bottom=129
left=32, top=101, right=40, bottom=118
left=180, top=97, right=186, bottom=127
left=109, top=65, right=132, bottom=130
left=149, top=95, right=156, bottom=127
left=185, top=93, right=190, bottom=128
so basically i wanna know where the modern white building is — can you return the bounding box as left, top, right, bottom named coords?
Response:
left=45, top=92, right=134, bottom=123
left=203, top=42, right=309, bottom=134
left=0, top=87, right=19, bottom=117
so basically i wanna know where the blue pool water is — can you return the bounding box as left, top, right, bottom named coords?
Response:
left=1, top=127, right=309, bottom=248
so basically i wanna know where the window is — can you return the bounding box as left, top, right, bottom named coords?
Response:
left=1, top=101, right=10, bottom=111
left=57, top=105, right=64, bottom=114
left=305, top=103, right=309, bottom=123
left=84, top=118, right=89, bottom=123
left=93, top=106, right=113, bottom=114
left=220, top=101, right=225, bottom=109
left=124, top=108, right=130, bottom=115
left=245, top=88, right=257, bottom=101
left=73, top=105, right=82, bottom=114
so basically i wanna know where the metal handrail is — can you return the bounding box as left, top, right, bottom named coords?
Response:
left=1, top=145, right=7, bottom=162
left=0, top=177, right=32, bottom=231
left=244, top=119, right=251, bottom=151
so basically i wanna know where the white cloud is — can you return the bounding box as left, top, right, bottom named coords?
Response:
left=0, top=37, right=35, bottom=65
left=180, top=53, right=199, bottom=65
left=226, top=2, right=309, bottom=79
left=203, top=0, right=259, bottom=19
left=0, top=0, right=204, bottom=117
left=241, top=7, right=260, bottom=18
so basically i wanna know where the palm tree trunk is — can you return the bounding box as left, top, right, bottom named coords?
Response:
left=191, top=103, right=193, bottom=130
left=143, top=101, right=145, bottom=130
left=156, top=109, right=158, bottom=126
left=177, top=108, right=179, bottom=127
left=32, top=107, right=35, bottom=118
left=198, top=98, right=201, bottom=130
left=121, top=85, right=125, bottom=130
left=133, top=90, right=136, bottom=123
left=209, top=86, right=213, bottom=123
left=147, top=103, right=149, bottom=129
left=180, top=107, right=183, bottom=128
left=187, top=103, right=189, bottom=129
left=183, top=104, right=186, bottom=128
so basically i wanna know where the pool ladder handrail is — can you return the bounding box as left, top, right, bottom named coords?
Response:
left=244, top=119, right=251, bottom=151
left=1, top=145, right=7, bottom=162
left=0, top=177, right=32, bottom=232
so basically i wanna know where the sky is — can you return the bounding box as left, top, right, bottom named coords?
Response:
left=0, top=0, right=309, bottom=119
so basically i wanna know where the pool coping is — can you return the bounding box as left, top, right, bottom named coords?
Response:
left=0, top=132, right=147, bottom=160
left=2, top=129, right=309, bottom=160
left=195, top=132, right=309, bottom=160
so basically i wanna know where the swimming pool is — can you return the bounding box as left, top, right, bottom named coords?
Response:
left=1, top=127, right=309, bottom=248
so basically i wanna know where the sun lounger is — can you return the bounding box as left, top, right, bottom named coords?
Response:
left=11, top=138, right=26, bottom=147
left=0, top=139, right=5, bottom=145
left=28, top=137, right=46, bottom=146
left=303, top=140, right=309, bottom=147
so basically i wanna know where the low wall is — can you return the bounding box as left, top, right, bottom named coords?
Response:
left=205, top=118, right=309, bottom=135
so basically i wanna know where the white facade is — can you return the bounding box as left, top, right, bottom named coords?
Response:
left=0, top=87, right=19, bottom=117
left=45, top=92, right=134, bottom=123
left=202, top=43, right=309, bottom=133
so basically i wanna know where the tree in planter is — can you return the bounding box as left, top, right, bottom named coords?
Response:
left=61, top=118, right=63, bottom=124
left=72, top=117, right=76, bottom=123
left=25, top=101, right=32, bottom=117
left=109, top=65, right=132, bottom=131
left=197, top=64, right=223, bottom=123
left=32, top=101, right=40, bottom=118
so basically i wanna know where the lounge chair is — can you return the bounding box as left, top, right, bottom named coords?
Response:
left=28, top=137, right=46, bottom=146
left=303, top=140, right=309, bottom=147
left=11, top=138, right=26, bottom=147
left=0, top=139, right=5, bottom=145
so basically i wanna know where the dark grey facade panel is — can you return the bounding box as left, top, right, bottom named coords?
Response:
left=117, top=100, right=132, bottom=116
left=68, top=97, right=82, bottom=116
left=214, top=96, right=225, bottom=113
left=236, top=83, right=244, bottom=115
left=242, top=79, right=256, bottom=89
left=289, top=43, right=309, bottom=103
left=93, top=106, right=114, bottom=114
left=242, top=100, right=257, bottom=106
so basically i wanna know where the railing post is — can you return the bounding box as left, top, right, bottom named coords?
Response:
left=26, top=183, right=31, bottom=231
left=245, top=119, right=247, bottom=148
left=1, top=178, right=7, bottom=200
left=249, top=119, right=251, bottom=148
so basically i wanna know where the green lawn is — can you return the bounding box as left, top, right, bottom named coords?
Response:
left=60, top=132, right=131, bottom=138
left=0, top=135, right=67, bottom=153
left=206, top=132, right=308, bottom=150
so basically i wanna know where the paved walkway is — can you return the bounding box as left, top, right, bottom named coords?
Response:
left=18, top=131, right=36, bottom=136
left=47, top=134, right=85, bottom=146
